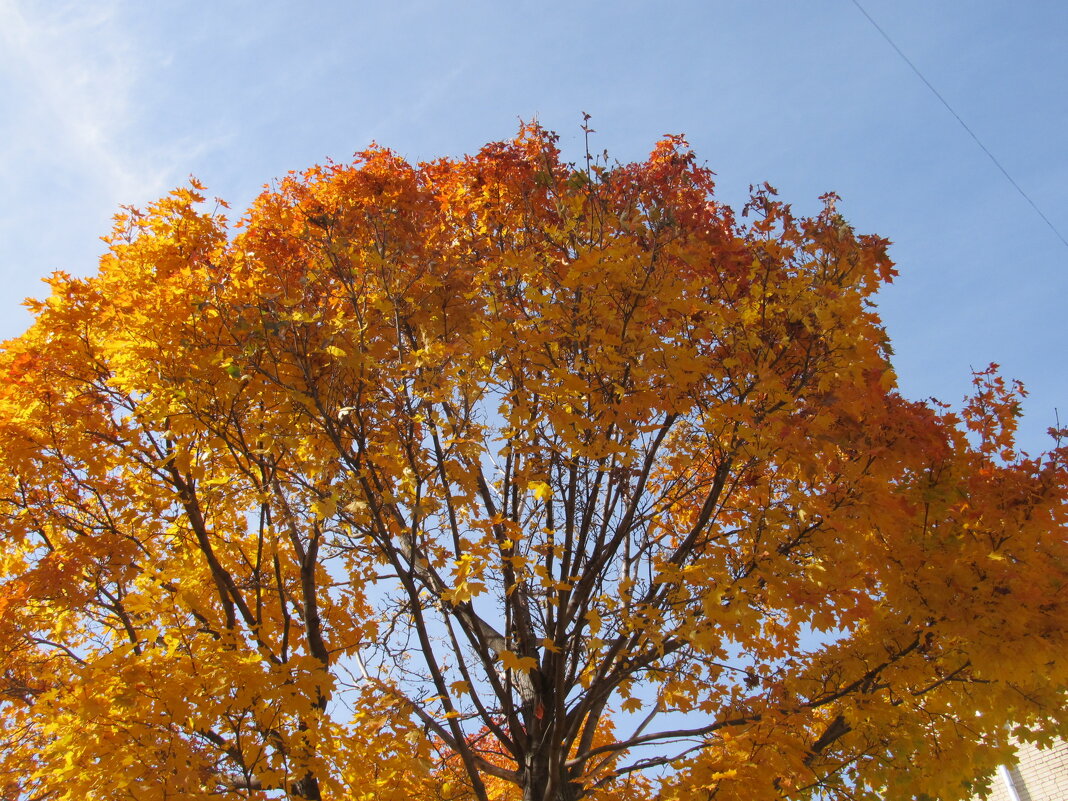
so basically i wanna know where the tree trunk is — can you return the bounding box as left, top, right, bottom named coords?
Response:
left=292, top=774, right=322, bottom=800
left=522, top=752, right=583, bottom=801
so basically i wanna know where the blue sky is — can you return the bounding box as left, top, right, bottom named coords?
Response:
left=1, top=0, right=1065, bottom=453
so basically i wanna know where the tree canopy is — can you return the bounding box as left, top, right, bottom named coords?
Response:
left=0, top=125, right=1064, bottom=801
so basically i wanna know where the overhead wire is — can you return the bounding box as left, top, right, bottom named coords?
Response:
left=850, top=0, right=1068, bottom=250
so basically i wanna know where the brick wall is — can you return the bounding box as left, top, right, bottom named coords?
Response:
left=976, top=738, right=1068, bottom=801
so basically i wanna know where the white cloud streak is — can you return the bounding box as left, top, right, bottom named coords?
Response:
left=0, top=0, right=187, bottom=208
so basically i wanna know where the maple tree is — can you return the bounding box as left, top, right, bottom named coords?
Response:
left=0, top=125, right=1065, bottom=801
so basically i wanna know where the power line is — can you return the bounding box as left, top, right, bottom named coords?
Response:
left=850, top=0, right=1068, bottom=250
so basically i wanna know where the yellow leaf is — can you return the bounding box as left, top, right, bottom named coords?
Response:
left=529, top=480, right=553, bottom=501
left=586, top=607, right=602, bottom=635
left=499, top=650, right=538, bottom=673
left=311, top=494, right=337, bottom=519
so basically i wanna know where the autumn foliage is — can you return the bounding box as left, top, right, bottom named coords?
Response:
left=0, top=126, right=1064, bottom=801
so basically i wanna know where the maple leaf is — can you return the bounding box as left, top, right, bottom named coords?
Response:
left=529, top=480, right=553, bottom=501
left=498, top=650, right=538, bottom=674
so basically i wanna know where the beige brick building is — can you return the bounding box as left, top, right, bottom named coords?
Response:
left=975, top=738, right=1068, bottom=801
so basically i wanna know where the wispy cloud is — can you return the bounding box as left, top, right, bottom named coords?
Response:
left=0, top=0, right=223, bottom=210
left=0, top=1, right=156, bottom=200
left=0, top=0, right=226, bottom=335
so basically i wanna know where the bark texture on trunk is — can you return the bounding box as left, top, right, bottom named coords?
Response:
left=521, top=751, right=583, bottom=801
